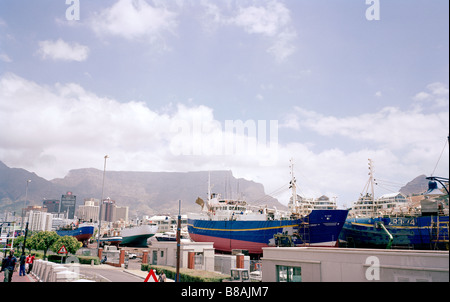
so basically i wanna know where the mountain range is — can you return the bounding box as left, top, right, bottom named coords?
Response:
left=0, top=161, right=284, bottom=216
left=0, top=161, right=440, bottom=217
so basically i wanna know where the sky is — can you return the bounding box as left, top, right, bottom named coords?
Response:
left=0, top=0, right=448, bottom=209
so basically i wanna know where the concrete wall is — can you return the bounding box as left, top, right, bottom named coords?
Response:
left=32, top=259, right=92, bottom=282
left=262, top=247, right=449, bottom=282
left=214, top=254, right=250, bottom=275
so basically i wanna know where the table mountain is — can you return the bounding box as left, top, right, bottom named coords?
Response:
left=0, top=161, right=284, bottom=216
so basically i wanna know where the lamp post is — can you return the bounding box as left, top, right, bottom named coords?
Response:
left=21, top=180, right=31, bottom=231
left=426, top=176, right=449, bottom=196
left=97, top=155, right=109, bottom=257
left=176, top=199, right=181, bottom=282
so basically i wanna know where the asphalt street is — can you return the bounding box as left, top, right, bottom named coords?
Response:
left=77, top=258, right=146, bottom=282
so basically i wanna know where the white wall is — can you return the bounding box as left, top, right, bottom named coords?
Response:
left=262, top=247, right=449, bottom=282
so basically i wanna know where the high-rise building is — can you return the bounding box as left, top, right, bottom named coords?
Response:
left=43, top=199, right=60, bottom=213
left=101, top=198, right=116, bottom=222
left=28, top=210, right=53, bottom=232
left=61, top=192, right=76, bottom=219
left=77, top=198, right=100, bottom=223
left=115, top=206, right=129, bottom=222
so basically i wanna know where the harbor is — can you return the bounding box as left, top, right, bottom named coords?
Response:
left=1, top=158, right=448, bottom=283
left=1, top=0, right=449, bottom=290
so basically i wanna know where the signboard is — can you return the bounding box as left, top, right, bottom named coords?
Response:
left=58, top=245, right=68, bottom=254
left=144, top=269, right=159, bottom=282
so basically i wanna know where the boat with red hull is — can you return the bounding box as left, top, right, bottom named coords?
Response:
left=188, top=160, right=348, bottom=255
left=56, top=223, right=94, bottom=244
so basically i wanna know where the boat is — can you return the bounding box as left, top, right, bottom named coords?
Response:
left=56, top=222, right=94, bottom=245
left=99, top=235, right=122, bottom=246
left=154, top=228, right=190, bottom=242
left=339, top=159, right=449, bottom=250
left=187, top=160, right=349, bottom=255
left=120, top=224, right=158, bottom=247
left=99, top=229, right=122, bottom=247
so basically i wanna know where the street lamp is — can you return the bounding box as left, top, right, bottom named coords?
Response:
left=21, top=180, right=31, bottom=231
left=425, top=176, right=449, bottom=197
left=97, top=155, right=109, bottom=257
left=22, top=179, right=31, bottom=255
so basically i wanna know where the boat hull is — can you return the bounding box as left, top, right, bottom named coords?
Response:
left=340, top=215, right=449, bottom=250
left=100, top=237, right=122, bottom=246
left=56, top=225, right=94, bottom=242
left=188, top=209, right=348, bottom=254
left=120, top=225, right=158, bottom=247
left=120, top=234, right=153, bottom=247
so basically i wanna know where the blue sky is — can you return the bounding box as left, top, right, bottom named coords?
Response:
left=0, top=0, right=448, bottom=208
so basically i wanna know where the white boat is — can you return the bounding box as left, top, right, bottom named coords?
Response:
left=120, top=224, right=158, bottom=247
left=154, top=229, right=190, bottom=242
left=349, top=160, right=411, bottom=218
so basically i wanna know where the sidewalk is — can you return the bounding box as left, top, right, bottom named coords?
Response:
left=9, top=272, right=38, bottom=282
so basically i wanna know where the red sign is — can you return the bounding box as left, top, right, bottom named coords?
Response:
left=144, top=269, right=158, bottom=282
left=58, top=245, right=68, bottom=254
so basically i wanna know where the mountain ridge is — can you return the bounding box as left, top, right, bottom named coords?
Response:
left=0, top=161, right=285, bottom=216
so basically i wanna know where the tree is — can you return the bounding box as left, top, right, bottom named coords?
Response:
left=29, top=231, right=59, bottom=259
left=12, top=236, right=33, bottom=254
left=51, top=236, right=82, bottom=255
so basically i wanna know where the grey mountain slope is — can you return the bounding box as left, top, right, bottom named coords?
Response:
left=0, top=161, right=285, bottom=215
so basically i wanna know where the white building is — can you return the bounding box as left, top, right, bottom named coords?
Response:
left=28, top=210, right=53, bottom=232
left=76, top=199, right=100, bottom=223
left=261, top=247, right=449, bottom=282
left=148, top=241, right=215, bottom=272
left=115, top=206, right=129, bottom=222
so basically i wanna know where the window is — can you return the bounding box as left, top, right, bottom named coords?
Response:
left=194, top=253, right=203, bottom=265
left=231, top=270, right=240, bottom=281
left=276, top=265, right=301, bottom=282
left=241, top=270, right=249, bottom=281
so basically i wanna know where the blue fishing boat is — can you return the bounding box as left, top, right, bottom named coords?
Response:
left=188, top=160, right=348, bottom=255
left=341, top=214, right=449, bottom=250
left=339, top=160, right=449, bottom=250
left=56, top=223, right=95, bottom=244
left=188, top=209, right=348, bottom=254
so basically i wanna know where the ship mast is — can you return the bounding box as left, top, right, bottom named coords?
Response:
left=208, top=171, right=211, bottom=202
left=368, top=159, right=375, bottom=215
left=289, top=158, right=299, bottom=214
left=361, top=159, right=376, bottom=216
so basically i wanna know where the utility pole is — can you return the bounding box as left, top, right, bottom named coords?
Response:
left=22, top=180, right=31, bottom=232
left=22, top=222, right=29, bottom=254
left=97, top=155, right=109, bottom=258
left=176, top=199, right=181, bottom=282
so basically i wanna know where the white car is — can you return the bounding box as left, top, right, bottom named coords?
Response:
left=128, top=253, right=137, bottom=259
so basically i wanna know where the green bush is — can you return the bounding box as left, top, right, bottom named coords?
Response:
left=41, top=253, right=99, bottom=265
left=141, top=264, right=229, bottom=282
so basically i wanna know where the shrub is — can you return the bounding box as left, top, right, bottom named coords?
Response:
left=141, top=264, right=229, bottom=282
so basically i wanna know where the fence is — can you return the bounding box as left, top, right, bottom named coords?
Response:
left=31, top=258, right=93, bottom=282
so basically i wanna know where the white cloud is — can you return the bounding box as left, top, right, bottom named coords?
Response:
left=201, top=0, right=297, bottom=62
left=0, top=53, right=12, bottom=63
left=413, top=82, right=449, bottom=108
left=90, top=0, right=178, bottom=50
left=292, top=105, right=449, bottom=150
left=0, top=73, right=277, bottom=178
left=232, top=1, right=291, bottom=37
left=1, top=74, right=448, bottom=208
left=278, top=85, right=449, bottom=199
left=37, top=39, right=89, bottom=62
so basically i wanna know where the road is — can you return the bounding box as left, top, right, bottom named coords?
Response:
left=78, top=258, right=146, bottom=282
